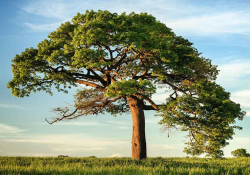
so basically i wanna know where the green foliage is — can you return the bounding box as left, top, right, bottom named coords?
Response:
left=1, top=157, right=250, bottom=175
left=8, top=10, right=215, bottom=98
left=158, top=81, right=245, bottom=158
left=105, top=79, right=156, bottom=98
left=231, top=149, right=250, bottom=158
left=7, top=10, right=245, bottom=158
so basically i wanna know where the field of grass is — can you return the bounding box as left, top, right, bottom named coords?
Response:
left=0, top=156, right=250, bottom=175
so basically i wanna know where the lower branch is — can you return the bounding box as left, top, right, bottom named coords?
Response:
left=134, top=93, right=159, bottom=110
left=76, top=80, right=105, bottom=91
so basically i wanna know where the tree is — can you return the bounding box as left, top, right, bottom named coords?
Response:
left=231, top=149, right=250, bottom=158
left=8, top=10, right=245, bottom=159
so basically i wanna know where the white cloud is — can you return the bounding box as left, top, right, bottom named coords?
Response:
left=231, top=90, right=250, bottom=108
left=233, top=137, right=250, bottom=143
left=232, top=90, right=250, bottom=97
left=216, top=59, right=250, bottom=97
left=151, top=87, right=172, bottom=104
left=25, top=22, right=62, bottom=32
left=0, top=131, right=130, bottom=156
left=21, top=153, right=57, bottom=157
left=246, top=111, right=250, bottom=117
left=149, top=144, right=175, bottom=150
left=109, top=153, right=123, bottom=157
left=217, top=60, right=250, bottom=84
left=145, top=116, right=161, bottom=124
left=167, top=12, right=250, bottom=36
left=107, top=121, right=130, bottom=126
left=56, top=121, right=105, bottom=126
left=21, top=0, right=250, bottom=35
left=0, top=151, right=75, bottom=157
left=53, top=147, right=106, bottom=152
left=107, top=120, right=131, bottom=129
left=117, top=126, right=129, bottom=130
left=0, top=103, right=25, bottom=109
left=151, top=93, right=169, bottom=104
left=0, top=123, right=26, bottom=134
left=56, top=121, right=132, bottom=128
left=22, top=0, right=73, bottom=20
left=2, top=134, right=129, bottom=148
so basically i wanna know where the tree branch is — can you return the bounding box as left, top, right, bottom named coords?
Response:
left=142, top=105, right=164, bottom=110
left=76, top=80, right=105, bottom=91
left=190, top=131, right=210, bottom=153
left=134, top=93, right=159, bottom=110
left=50, top=66, right=107, bottom=86
left=96, top=42, right=114, bottom=61
left=110, top=49, right=128, bottom=69
left=45, top=108, right=78, bottom=124
left=89, top=69, right=107, bottom=86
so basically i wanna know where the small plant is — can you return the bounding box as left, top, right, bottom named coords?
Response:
left=231, top=148, right=250, bottom=157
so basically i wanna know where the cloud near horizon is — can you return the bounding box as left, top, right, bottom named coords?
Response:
left=0, top=103, right=25, bottom=109
left=0, top=123, right=26, bottom=134
left=109, top=153, right=123, bottom=157
left=2, top=133, right=128, bottom=146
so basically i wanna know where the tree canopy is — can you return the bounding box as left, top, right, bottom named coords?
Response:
left=8, top=10, right=245, bottom=158
left=231, top=149, right=250, bottom=158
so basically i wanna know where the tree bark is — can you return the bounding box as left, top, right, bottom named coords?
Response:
left=128, top=96, right=147, bottom=160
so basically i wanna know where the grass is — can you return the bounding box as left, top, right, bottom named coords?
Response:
left=0, top=156, right=250, bottom=175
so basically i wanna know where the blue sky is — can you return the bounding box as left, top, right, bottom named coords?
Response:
left=0, top=0, right=250, bottom=157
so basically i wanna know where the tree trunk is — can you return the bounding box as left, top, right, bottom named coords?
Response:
left=128, top=96, right=147, bottom=160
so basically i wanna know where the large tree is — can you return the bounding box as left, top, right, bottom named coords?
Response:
left=8, top=10, right=245, bottom=159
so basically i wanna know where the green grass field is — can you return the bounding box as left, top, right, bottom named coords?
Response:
left=0, top=157, right=250, bottom=175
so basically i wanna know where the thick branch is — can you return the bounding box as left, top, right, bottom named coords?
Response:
left=133, top=74, right=157, bottom=80
left=134, top=93, right=159, bottom=110
left=50, top=66, right=107, bottom=86
left=89, top=69, right=107, bottom=86
left=76, top=80, right=105, bottom=91
left=142, top=105, right=163, bottom=110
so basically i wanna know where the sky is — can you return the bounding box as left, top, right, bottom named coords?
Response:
left=0, top=0, right=250, bottom=158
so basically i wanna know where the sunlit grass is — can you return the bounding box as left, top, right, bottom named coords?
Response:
left=0, top=157, right=250, bottom=174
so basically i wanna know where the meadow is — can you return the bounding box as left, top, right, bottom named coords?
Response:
left=0, top=156, right=250, bottom=175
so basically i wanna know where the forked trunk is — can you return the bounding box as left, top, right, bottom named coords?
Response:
left=128, top=97, right=147, bottom=160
